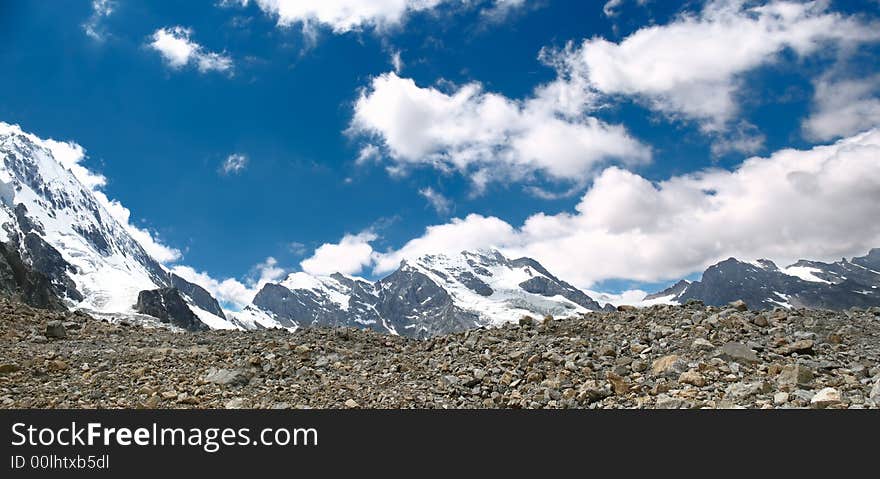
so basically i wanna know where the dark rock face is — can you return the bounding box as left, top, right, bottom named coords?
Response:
left=169, top=273, right=226, bottom=320
left=664, top=249, right=880, bottom=310
left=252, top=283, right=342, bottom=330
left=645, top=280, right=691, bottom=301
left=0, top=241, right=65, bottom=310
left=853, top=248, right=880, bottom=270
left=21, top=232, right=82, bottom=302
left=135, top=288, right=209, bottom=332
left=376, top=265, right=482, bottom=339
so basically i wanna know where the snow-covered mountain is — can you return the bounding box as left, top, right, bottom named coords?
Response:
left=0, top=122, right=232, bottom=330
left=6, top=120, right=877, bottom=336
left=645, top=249, right=880, bottom=310
left=247, top=249, right=605, bottom=338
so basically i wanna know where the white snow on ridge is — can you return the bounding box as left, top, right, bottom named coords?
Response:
left=782, top=266, right=832, bottom=283
left=281, top=272, right=351, bottom=311
left=191, top=304, right=238, bottom=330
left=227, top=305, right=292, bottom=331
left=407, top=251, right=589, bottom=326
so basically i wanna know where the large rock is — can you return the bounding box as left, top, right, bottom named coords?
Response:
left=725, top=381, right=770, bottom=399
left=135, top=288, right=209, bottom=332
left=45, top=320, right=66, bottom=339
left=777, top=364, right=813, bottom=390
left=776, top=340, right=814, bottom=356
left=652, top=355, right=687, bottom=376
left=810, top=388, right=843, bottom=409
left=719, top=342, right=759, bottom=364
left=203, top=368, right=251, bottom=387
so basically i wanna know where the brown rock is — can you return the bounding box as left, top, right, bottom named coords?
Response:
left=652, top=355, right=686, bottom=376
left=777, top=364, right=813, bottom=390
left=776, top=339, right=814, bottom=356
left=679, top=370, right=706, bottom=387
left=606, top=372, right=630, bottom=395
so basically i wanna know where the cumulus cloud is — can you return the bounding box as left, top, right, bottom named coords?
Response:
left=418, top=187, right=452, bottom=215
left=83, top=0, right=115, bottom=40
left=149, top=27, right=233, bottom=73
left=349, top=72, right=651, bottom=192
left=171, top=257, right=286, bottom=308
left=318, top=128, right=880, bottom=288
left=41, top=139, right=183, bottom=264
left=221, top=153, right=249, bottom=175
left=300, top=231, right=377, bottom=276
left=555, top=0, right=880, bottom=137
left=227, top=0, right=527, bottom=34
left=803, top=73, right=880, bottom=141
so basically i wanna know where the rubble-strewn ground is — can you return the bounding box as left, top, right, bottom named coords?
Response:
left=1, top=298, right=878, bottom=409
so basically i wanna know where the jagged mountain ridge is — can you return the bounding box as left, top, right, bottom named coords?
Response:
left=5, top=122, right=878, bottom=334
left=248, top=249, right=604, bottom=338
left=649, top=249, right=880, bottom=310
left=0, top=122, right=231, bottom=330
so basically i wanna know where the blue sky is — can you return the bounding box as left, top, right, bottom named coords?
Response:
left=2, top=0, right=880, bottom=307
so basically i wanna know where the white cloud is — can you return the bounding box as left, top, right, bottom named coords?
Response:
left=149, top=26, right=233, bottom=73
left=371, top=215, right=517, bottom=274
left=349, top=72, right=651, bottom=191
left=221, top=153, right=249, bottom=175
left=300, top=231, right=377, bottom=276
left=557, top=0, right=880, bottom=133
left=171, top=256, right=286, bottom=308
left=602, top=0, right=624, bottom=17
left=602, top=0, right=651, bottom=18
left=418, top=187, right=452, bottom=215
left=390, top=50, right=403, bottom=73
left=326, top=128, right=880, bottom=288
left=42, top=139, right=183, bottom=264
left=83, top=0, right=115, bottom=40
left=803, top=73, right=880, bottom=141
left=288, top=242, right=307, bottom=256
left=355, top=144, right=381, bottom=165
left=481, top=0, right=527, bottom=23
left=232, top=0, right=526, bottom=34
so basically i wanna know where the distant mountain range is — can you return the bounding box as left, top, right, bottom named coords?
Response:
left=2, top=121, right=878, bottom=337
left=240, top=249, right=605, bottom=338
left=647, top=250, right=880, bottom=310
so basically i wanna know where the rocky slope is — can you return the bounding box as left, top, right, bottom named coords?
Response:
left=250, top=250, right=604, bottom=338
left=1, top=297, right=877, bottom=409
left=648, top=249, right=880, bottom=310
left=0, top=241, right=66, bottom=311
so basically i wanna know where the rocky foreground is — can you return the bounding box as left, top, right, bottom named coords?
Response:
left=1, top=298, right=879, bottom=409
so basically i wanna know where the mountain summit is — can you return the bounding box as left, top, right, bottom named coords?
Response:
left=648, top=251, right=880, bottom=310
left=245, top=249, right=604, bottom=338
left=0, top=122, right=233, bottom=330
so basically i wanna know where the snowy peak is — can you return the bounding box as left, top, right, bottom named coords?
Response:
left=650, top=249, right=880, bottom=310
left=0, top=122, right=232, bottom=330
left=250, top=249, right=602, bottom=338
